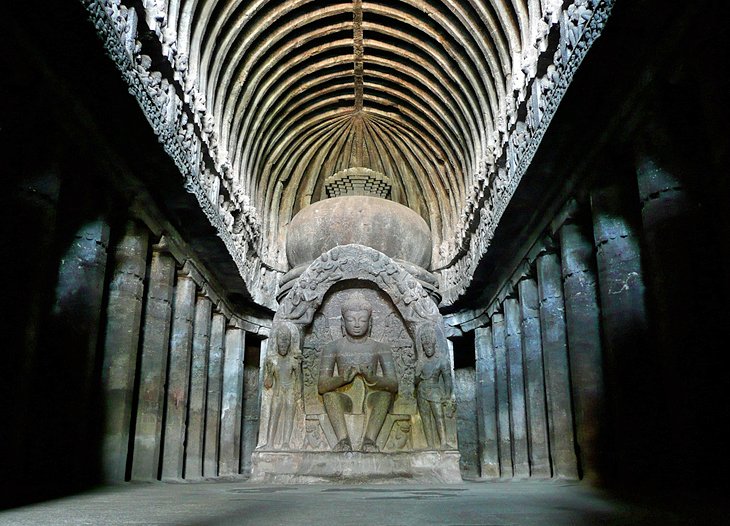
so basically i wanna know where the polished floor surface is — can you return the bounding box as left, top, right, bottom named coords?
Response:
left=0, top=480, right=721, bottom=525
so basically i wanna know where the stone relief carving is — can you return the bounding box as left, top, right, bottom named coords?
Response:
left=317, top=292, right=398, bottom=453
left=415, top=323, right=455, bottom=450
left=262, top=324, right=302, bottom=450
left=256, top=244, right=458, bottom=456
left=437, top=0, right=614, bottom=304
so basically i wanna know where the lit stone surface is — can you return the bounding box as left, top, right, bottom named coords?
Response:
left=100, top=222, right=148, bottom=482
left=254, top=245, right=460, bottom=482
left=131, top=243, right=176, bottom=481
left=250, top=451, right=462, bottom=484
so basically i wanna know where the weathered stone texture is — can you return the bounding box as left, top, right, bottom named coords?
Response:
left=241, top=366, right=261, bottom=476
left=474, top=327, right=499, bottom=478
left=203, top=312, right=227, bottom=478
left=537, top=252, right=578, bottom=479
left=591, top=183, right=651, bottom=478
left=491, top=313, right=512, bottom=477
left=560, top=221, right=604, bottom=480
left=101, top=221, right=149, bottom=482
left=517, top=278, right=550, bottom=478
left=184, top=294, right=213, bottom=479
left=504, top=298, right=529, bottom=478
left=51, top=218, right=110, bottom=480
left=132, top=245, right=176, bottom=480
left=454, top=368, right=479, bottom=478
left=161, top=271, right=197, bottom=480
left=219, top=326, right=245, bottom=475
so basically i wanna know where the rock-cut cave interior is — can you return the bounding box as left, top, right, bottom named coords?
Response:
left=1, top=0, right=727, bottom=524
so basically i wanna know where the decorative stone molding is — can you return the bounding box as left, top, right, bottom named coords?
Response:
left=324, top=167, right=392, bottom=199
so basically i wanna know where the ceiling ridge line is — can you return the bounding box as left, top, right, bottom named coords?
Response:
left=353, top=0, right=364, bottom=113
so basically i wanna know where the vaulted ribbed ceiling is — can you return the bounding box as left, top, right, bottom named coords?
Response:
left=165, top=0, right=538, bottom=268
left=87, top=0, right=611, bottom=305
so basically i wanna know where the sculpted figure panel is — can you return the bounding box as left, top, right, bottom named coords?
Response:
left=415, top=324, right=455, bottom=449
left=261, top=323, right=301, bottom=450
left=317, top=292, right=398, bottom=453
left=256, top=245, right=459, bottom=460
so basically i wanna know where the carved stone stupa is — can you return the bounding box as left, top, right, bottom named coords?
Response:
left=251, top=194, right=461, bottom=483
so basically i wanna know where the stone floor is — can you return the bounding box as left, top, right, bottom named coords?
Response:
left=0, top=480, right=723, bottom=526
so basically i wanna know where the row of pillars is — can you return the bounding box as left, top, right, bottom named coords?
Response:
left=474, top=246, right=584, bottom=480
left=471, top=154, right=689, bottom=482
left=99, top=221, right=266, bottom=482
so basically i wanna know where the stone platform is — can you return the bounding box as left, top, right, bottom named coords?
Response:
left=250, top=450, right=462, bottom=483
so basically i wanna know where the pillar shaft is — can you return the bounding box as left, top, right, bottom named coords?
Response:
left=591, top=182, right=651, bottom=478
left=131, top=244, right=176, bottom=480
left=560, top=220, right=605, bottom=481
left=219, top=326, right=245, bottom=476
left=517, top=278, right=550, bottom=478
left=241, top=363, right=261, bottom=476
left=101, top=221, right=149, bottom=481
left=475, top=327, right=499, bottom=478
left=491, top=313, right=512, bottom=477
left=636, top=155, right=713, bottom=478
left=48, top=218, right=110, bottom=480
left=537, top=252, right=578, bottom=479
left=161, top=272, right=197, bottom=480
left=184, top=294, right=213, bottom=479
left=204, top=312, right=227, bottom=477
left=504, top=298, right=529, bottom=478
left=454, top=367, right=479, bottom=478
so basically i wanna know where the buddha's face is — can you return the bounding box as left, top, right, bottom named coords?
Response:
left=276, top=330, right=291, bottom=356
left=422, top=331, right=436, bottom=357
left=343, top=309, right=370, bottom=338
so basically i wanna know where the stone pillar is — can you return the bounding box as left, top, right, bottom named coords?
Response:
left=184, top=294, right=213, bottom=479
left=591, top=183, right=650, bottom=478
left=131, top=241, right=176, bottom=480
left=537, top=251, right=578, bottom=479
left=219, top=325, right=245, bottom=476
left=100, top=221, right=149, bottom=482
left=517, top=278, right=550, bottom=478
left=161, top=270, right=197, bottom=480
left=503, top=298, right=528, bottom=478
left=49, top=218, right=110, bottom=480
left=241, top=363, right=261, bottom=476
left=560, top=220, right=605, bottom=481
left=454, top=367, right=479, bottom=479
left=475, top=327, right=499, bottom=478
left=491, top=312, right=512, bottom=477
left=636, top=155, right=708, bottom=477
left=203, top=311, right=227, bottom=478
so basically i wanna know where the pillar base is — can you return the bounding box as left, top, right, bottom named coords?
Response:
left=250, top=450, right=462, bottom=484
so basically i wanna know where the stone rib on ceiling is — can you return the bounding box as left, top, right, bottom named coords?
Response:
left=164, top=0, right=534, bottom=268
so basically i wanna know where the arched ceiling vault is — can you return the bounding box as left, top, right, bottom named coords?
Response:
left=164, top=0, right=533, bottom=266
left=84, top=0, right=613, bottom=308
